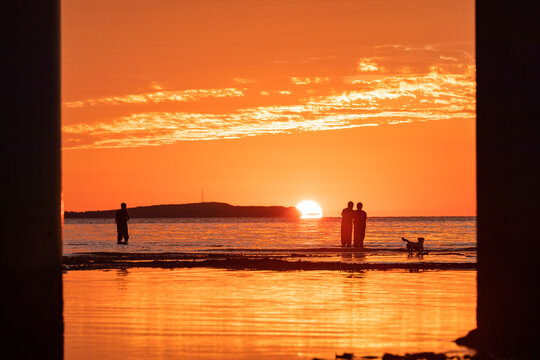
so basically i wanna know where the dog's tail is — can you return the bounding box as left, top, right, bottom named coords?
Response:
left=401, top=237, right=408, bottom=242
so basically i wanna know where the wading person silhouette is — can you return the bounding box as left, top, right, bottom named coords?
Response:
left=115, top=202, right=130, bottom=244
left=354, top=202, right=367, bottom=248
left=341, top=201, right=354, bottom=247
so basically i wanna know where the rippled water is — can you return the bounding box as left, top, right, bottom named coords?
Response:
left=64, top=217, right=476, bottom=255
left=64, top=268, right=476, bottom=360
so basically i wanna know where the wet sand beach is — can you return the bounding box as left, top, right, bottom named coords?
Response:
left=64, top=251, right=476, bottom=271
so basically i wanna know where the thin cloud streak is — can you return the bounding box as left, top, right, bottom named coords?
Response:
left=291, top=77, right=331, bottom=85
left=64, top=88, right=245, bottom=108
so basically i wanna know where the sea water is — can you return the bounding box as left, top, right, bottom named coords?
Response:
left=64, top=268, right=476, bottom=360
left=63, top=217, right=477, bottom=359
left=64, top=216, right=475, bottom=252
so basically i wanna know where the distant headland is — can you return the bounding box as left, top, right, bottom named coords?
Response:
left=64, top=202, right=302, bottom=218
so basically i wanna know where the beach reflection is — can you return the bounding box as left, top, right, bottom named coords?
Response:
left=64, top=269, right=475, bottom=359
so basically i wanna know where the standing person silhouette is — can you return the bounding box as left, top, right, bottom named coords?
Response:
left=341, top=201, right=354, bottom=247
left=115, top=202, right=130, bottom=244
left=354, top=202, right=367, bottom=248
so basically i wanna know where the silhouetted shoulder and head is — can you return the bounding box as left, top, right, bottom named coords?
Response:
left=116, top=203, right=129, bottom=222
left=354, top=202, right=367, bottom=220
left=341, top=201, right=355, bottom=217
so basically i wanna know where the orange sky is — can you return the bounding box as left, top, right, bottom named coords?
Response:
left=62, top=0, right=475, bottom=216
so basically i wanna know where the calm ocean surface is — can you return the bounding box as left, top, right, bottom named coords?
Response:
left=64, top=216, right=476, bottom=263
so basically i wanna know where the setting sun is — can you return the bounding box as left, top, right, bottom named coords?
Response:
left=296, top=200, right=323, bottom=219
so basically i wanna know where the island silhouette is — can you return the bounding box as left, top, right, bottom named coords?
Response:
left=64, top=202, right=302, bottom=218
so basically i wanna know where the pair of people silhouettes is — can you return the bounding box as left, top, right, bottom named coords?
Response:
left=115, top=202, right=130, bottom=244
left=341, top=201, right=366, bottom=247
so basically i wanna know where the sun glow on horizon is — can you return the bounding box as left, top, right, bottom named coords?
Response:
left=296, top=200, right=323, bottom=219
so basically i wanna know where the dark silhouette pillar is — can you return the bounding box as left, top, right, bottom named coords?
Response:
left=459, top=1, right=540, bottom=357
left=1, top=1, right=63, bottom=358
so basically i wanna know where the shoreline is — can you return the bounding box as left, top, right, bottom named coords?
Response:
left=63, top=252, right=476, bottom=271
